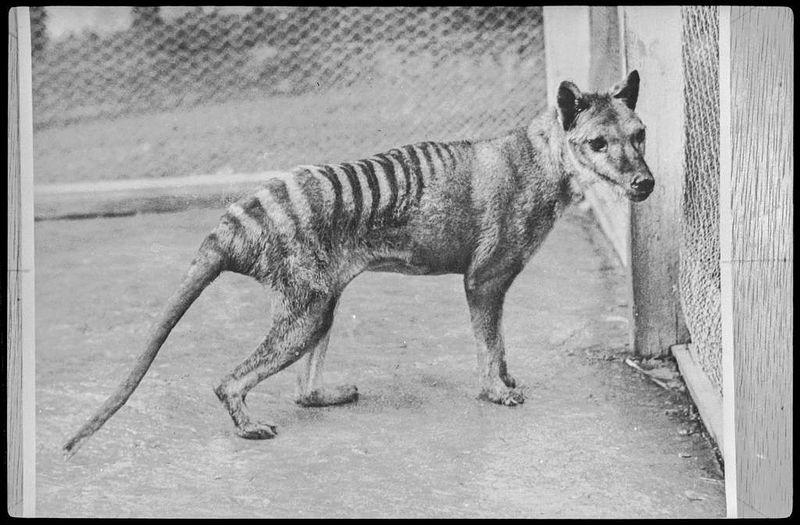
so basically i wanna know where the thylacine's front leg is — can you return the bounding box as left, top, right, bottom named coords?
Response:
left=464, top=270, right=525, bottom=406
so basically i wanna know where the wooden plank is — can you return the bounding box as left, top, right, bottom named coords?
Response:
left=621, top=7, right=690, bottom=357
left=8, top=6, right=36, bottom=517
left=542, top=6, right=590, bottom=106
left=717, top=6, right=738, bottom=516
left=7, top=6, right=23, bottom=518
left=34, top=172, right=283, bottom=220
left=671, top=344, right=724, bottom=452
left=726, top=7, right=793, bottom=517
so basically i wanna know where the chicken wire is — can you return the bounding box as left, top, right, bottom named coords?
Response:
left=30, top=6, right=545, bottom=184
left=680, top=6, right=722, bottom=393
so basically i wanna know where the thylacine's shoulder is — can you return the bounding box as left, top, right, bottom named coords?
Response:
left=470, top=127, right=538, bottom=174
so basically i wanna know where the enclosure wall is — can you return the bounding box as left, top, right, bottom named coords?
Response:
left=7, top=8, right=24, bottom=515
left=8, top=6, right=36, bottom=517
left=724, top=6, right=793, bottom=518
left=620, top=7, right=690, bottom=358
left=30, top=7, right=546, bottom=185
left=680, top=6, right=722, bottom=394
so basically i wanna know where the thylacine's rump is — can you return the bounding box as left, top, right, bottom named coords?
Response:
left=62, top=140, right=469, bottom=455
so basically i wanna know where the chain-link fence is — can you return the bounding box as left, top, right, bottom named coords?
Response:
left=30, top=6, right=545, bottom=185
left=680, top=6, right=722, bottom=393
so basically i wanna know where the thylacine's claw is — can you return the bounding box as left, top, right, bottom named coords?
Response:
left=478, top=384, right=526, bottom=407
left=236, top=421, right=279, bottom=440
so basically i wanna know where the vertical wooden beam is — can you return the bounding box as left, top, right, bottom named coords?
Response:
left=7, top=7, right=23, bottom=516
left=620, top=7, right=690, bottom=357
left=717, top=6, right=737, bottom=517
left=723, top=6, right=793, bottom=518
left=542, top=6, right=590, bottom=106
left=7, top=6, right=36, bottom=517
left=584, top=6, right=630, bottom=267
left=544, top=7, right=631, bottom=269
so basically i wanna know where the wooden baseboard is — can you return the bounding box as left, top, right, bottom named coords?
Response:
left=33, top=172, right=284, bottom=220
left=671, top=344, right=724, bottom=452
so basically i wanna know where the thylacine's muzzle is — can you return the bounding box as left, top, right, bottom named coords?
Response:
left=557, top=70, right=655, bottom=203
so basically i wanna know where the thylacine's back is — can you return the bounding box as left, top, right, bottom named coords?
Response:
left=216, top=139, right=479, bottom=288
left=64, top=70, right=654, bottom=457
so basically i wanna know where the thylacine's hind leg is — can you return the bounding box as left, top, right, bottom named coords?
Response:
left=213, top=292, right=338, bottom=439
left=295, top=319, right=359, bottom=407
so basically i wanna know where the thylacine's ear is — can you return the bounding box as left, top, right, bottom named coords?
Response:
left=557, top=80, right=588, bottom=131
left=611, top=70, right=640, bottom=110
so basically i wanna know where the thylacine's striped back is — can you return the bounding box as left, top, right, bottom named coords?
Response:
left=223, top=140, right=469, bottom=253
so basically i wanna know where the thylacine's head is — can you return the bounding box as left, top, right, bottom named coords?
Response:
left=556, top=70, right=654, bottom=202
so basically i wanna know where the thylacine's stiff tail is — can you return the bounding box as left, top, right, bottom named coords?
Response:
left=63, top=241, right=225, bottom=458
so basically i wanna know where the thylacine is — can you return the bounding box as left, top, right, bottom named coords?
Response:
left=64, top=71, right=654, bottom=456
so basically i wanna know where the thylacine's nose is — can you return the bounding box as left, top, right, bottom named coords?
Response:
left=630, top=174, right=654, bottom=193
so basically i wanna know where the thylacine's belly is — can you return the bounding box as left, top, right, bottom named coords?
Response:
left=362, top=220, right=473, bottom=276
left=365, top=250, right=468, bottom=276
left=366, top=258, right=437, bottom=275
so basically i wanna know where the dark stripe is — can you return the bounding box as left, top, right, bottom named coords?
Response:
left=428, top=142, right=449, bottom=172
left=200, top=232, right=226, bottom=256
left=318, top=164, right=343, bottom=231
left=372, top=153, right=399, bottom=222
left=417, top=142, right=438, bottom=181
left=224, top=198, right=286, bottom=275
left=239, top=195, right=266, bottom=225
left=243, top=195, right=291, bottom=277
left=296, top=169, right=329, bottom=233
left=266, top=179, right=304, bottom=238
left=293, top=169, right=330, bottom=250
left=223, top=208, right=245, bottom=234
left=241, top=196, right=290, bottom=252
left=444, top=143, right=459, bottom=168
left=339, top=163, right=363, bottom=229
left=438, top=142, right=457, bottom=168
left=403, top=145, right=426, bottom=203
left=357, top=160, right=382, bottom=228
left=390, top=148, right=413, bottom=212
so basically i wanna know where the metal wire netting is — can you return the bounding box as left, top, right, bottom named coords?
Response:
left=30, top=6, right=545, bottom=184
left=680, top=6, right=722, bottom=393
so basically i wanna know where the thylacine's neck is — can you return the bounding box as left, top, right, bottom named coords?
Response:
left=525, top=107, right=583, bottom=205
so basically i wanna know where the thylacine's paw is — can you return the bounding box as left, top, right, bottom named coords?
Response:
left=236, top=420, right=279, bottom=440
left=296, top=384, right=359, bottom=407
left=478, top=383, right=525, bottom=407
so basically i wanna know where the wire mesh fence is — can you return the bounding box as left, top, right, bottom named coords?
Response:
left=30, top=6, right=545, bottom=185
left=680, top=6, right=722, bottom=393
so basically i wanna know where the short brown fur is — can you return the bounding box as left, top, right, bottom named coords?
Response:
left=64, top=71, right=654, bottom=456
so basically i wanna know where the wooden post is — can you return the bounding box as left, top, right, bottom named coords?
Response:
left=7, top=6, right=36, bottom=517
left=542, top=6, right=590, bottom=105
left=585, top=6, right=630, bottom=267
left=721, top=6, right=793, bottom=518
left=620, top=7, right=690, bottom=357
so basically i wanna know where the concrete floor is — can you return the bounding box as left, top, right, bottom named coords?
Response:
left=35, top=205, right=725, bottom=517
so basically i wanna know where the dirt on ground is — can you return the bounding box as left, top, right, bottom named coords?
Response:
left=35, top=206, right=725, bottom=518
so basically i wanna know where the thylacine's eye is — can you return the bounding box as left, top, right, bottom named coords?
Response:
left=632, top=128, right=646, bottom=144
left=588, top=137, right=608, bottom=152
